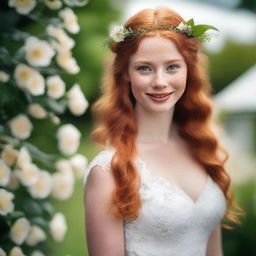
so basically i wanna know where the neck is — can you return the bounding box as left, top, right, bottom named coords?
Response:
left=135, top=104, right=176, bottom=145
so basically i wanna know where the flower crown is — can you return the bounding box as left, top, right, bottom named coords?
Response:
left=106, top=18, right=218, bottom=46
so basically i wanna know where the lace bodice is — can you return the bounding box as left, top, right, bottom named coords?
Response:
left=84, top=148, right=227, bottom=256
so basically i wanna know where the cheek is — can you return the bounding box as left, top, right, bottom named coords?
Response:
left=172, top=71, right=187, bottom=91
left=130, top=74, right=151, bottom=92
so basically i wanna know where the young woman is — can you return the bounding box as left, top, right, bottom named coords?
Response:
left=83, top=7, right=242, bottom=256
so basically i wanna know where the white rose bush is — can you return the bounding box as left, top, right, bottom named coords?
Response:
left=0, top=0, right=89, bottom=255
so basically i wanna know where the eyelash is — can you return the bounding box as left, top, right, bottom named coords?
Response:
left=136, top=64, right=180, bottom=72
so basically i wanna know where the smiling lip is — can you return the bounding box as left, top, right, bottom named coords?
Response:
left=146, top=92, right=174, bottom=102
left=146, top=92, right=173, bottom=97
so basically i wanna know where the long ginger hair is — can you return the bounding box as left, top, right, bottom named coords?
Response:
left=90, top=7, right=243, bottom=229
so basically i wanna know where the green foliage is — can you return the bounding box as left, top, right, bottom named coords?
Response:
left=207, top=40, right=256, bottom=93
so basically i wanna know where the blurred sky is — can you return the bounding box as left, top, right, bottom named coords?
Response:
left=115, top=0, right=256, bottom=52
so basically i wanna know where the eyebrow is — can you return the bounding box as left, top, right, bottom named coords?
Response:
left=133, top=59, right=184, bottom=65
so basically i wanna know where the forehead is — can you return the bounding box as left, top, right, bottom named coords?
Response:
left=129, top=36, right=184, bottom=63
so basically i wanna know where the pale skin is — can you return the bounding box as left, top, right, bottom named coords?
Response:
left=84, top=36, right=224, bottom=256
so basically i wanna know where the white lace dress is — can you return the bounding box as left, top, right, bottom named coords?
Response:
left=83, top=148, right=227, bottom=256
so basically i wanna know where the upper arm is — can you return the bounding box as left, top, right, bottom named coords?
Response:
left=84, top=165, right=125, bottom=256
left=206, top=224, right=223, bottom=256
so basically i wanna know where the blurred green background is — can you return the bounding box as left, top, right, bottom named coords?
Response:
left=1, top=0, right=255, bottom=255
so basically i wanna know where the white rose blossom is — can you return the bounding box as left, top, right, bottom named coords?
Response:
left=28, top=103, right=47, bottom=119
left=0, top=71, right=10, bottom=82
left=0, top=189, right=15, bottom=215
left=0, top=247, right=6, bottom=256
left=46, top=75, right=66, bottom=99
left=16, top=147, right=31, bottom=170
left=25, top=71, right=45, bottom=96
left=10, top=217, right=30, bottom=245
left=109, top=24, right=126, bottom=42
left=55, top=159, right=73, bottom=174
left=46, top=25, right=75, bottom=51
left=28, top=170, right=52, bottom=199
left=49, top=212, right=67, bottom=242
left=14, top=63, right=45, bottom=96
left=1, top=145, right=18, bottom=166
left=0, top=159, right=11, bottom=187
left=17, top=163, right=40, bottom=186
left=25, top=225, right=46, bottom=246
left=56, top=50, right=80, bottom=74
left=24, top=36, right=55, bottom=67
left=9, top=114, right=33, bottom=140
left=31, top=250, right=45, bottom=256
left=70, top=154, right=88, bottom=178
left=51, top=165, right=74, bottom=200
left=59, top=7, right=80, bottom=34
left=67, top=83, right=89, bottom=116
left=9, top=246, right=25, bottom=256
left=56, top=124, right=81, bottom=155
left=14, top=63, right=35, bottom=88
left=44, top=0, right=62, bottom=10
left=8, top=0, right=36, bottom=15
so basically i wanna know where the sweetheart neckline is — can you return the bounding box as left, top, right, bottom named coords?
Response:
left=136, top=157, right=212, bottom=205
left=103, top=148, right=212, bottom=205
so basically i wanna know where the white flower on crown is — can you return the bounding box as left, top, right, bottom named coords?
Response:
left=31, top=250, right=45, bottom=256
left=1, top=145, right=18, bottom=166
left=24, top=36, right=55, bottom=67
left=56, top=50, right=80, bottom=74
left=28, top=170, right=52, bottom=199
left=9, top=246, right=25, bottom=256
left=8, top=114, right=33, bottom=140
left=14, top=64, right=45, bottom=96
left=7, top=171, right=20, bottom=190
left=44, top=0, right=62, bottom=10
left=8, top=0, right=36, bottom=15
left=67, top=83, right=89, bottom=116
left=17, top=163, right=40, bottom=186
left=56, top=124, right=81, bottom=155
left=16, top=147, right=31, bottom=170
left=49, top=212, right=67, bottom=242
left=46, top=75, right=66, bottom=99
left=0, top=247, right=6, bottom=256
left=0, top=189, right=14, bottom=215
left=0, top=159, right=11, bottom=187
left=176, top=22, right=193, bottom=36
left=109, top=24, right=126, bottom=42
left=46, top=25, right=75, bottom=51
left=28, top=103, right=47, bottom=119
left=25, top=225, right=46, bottom=246
left=0, top=71, right=9, bottom=83
left=59, top=8, right=80, bottom=34
left=70, top=154, right=88, bottom=178
left=10, top=217, right=30, bottom=245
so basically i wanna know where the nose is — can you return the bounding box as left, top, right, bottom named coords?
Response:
left=152, top=70, right=167, bottom=89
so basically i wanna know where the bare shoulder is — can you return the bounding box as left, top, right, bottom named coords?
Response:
left=85, top=164, right=115, bottom=193
left=84, top=165, right=125, bottom=255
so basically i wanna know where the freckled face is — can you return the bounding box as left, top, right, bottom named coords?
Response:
left=128, top=36, right=187, bottom=113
